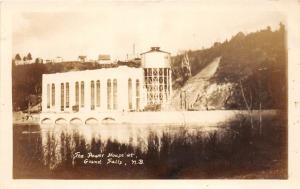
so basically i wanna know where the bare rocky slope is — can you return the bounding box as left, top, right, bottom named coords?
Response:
left=171, top=57, right=234, bottom=110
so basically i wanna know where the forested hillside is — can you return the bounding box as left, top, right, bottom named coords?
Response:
left=171, top=23, right=286, bottom=110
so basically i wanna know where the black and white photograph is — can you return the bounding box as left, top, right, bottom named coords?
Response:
left=1, top=1, right=300, bottom=186
left=10, top=1, right=289, bottom=180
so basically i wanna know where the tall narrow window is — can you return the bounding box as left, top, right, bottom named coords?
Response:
left=96, top=80, right=100, bottom=107
left=107, top=79, right=112, bottom=110
left=91, top=80, right=95, bottom=110
left=113, top=79, right=117, bottom=110
left=66, top=82, right=69, bottom=108
left=51, top=83, right=55, bottom=107
left=128, top=79, right=132, bottom=109
left=61, top=83, right=64, bottom=111
left=75, top=82, right=79, bottom=106
left=81, top=81, right=84, bottom=108
left=136, top=79, right=140, bottom=111
left=47, top=84, right=50, bottom=109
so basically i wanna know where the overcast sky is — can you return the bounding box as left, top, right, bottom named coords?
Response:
left=12, top=3, right=285, bottom=61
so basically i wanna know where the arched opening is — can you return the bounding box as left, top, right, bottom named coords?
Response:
left=85, top=117, right=99, bottom=125
left=41, top=118, right=52, bottom=125
left=102, top=117, right=116, bottom=123
left=70, top=117, right=83, bottom=125
left=55, top=118, right=67, bottom=125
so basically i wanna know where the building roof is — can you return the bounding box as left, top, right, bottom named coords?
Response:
left=43, top=65, right=143, bottom=79
left=98, top=54, right=111, bottom=60
left=140, top=47, right=171, bottom=55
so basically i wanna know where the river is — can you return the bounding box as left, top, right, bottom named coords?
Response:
left=13, top=111, right=286, bottom=179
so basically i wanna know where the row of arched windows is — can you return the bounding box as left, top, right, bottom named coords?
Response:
left=47, top=82, right=70, bottom=110
left=46, top=78, right=140, bottom=111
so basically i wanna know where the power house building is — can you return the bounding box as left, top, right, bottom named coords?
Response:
left=41, top=47, right=172, bottom=116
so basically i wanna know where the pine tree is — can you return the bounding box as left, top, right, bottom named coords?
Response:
left=27, top=53, right=33, bottom=61
left=15, top=54, right=21, bottom=61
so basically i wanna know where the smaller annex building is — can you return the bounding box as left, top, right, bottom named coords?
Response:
left=41, top=47, right=172, bottom=115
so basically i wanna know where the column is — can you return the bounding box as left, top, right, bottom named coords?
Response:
left=102, top=78, right=107, bottom=112
left=85, top=79, right=91, bottom=112
left=55, top=82, right=60, bottom=112
left=69, top=81, right=75, bottom=112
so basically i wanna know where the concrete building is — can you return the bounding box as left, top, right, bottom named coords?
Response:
left=53, top=56, right=63, bottom=63
left=41, top=47, right=172, bottom=124
left=42, top=66, right=146, bottom=114
left=97, top=54, right=111, bottom=64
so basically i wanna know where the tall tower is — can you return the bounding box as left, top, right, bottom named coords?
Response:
left=141, top=47, right=172, bottom=109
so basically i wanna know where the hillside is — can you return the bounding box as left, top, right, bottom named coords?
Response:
left=171, top=23, right=286, bottom=110
left=171, top=57, right=225, bottom=110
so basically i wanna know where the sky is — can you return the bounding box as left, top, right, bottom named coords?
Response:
left=12, top=2, right=285, bottom=61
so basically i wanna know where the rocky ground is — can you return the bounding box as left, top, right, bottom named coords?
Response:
left=171, top=57, right=234, bottom=110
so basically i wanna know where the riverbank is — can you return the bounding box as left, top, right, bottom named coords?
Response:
left=14, top=109, right=281, bottom=126
left=13, top=111, right=39, bottom=125
left=40, top=109, right=279, bottom=126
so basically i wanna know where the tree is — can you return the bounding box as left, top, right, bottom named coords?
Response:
left=35, top=58, right=43, bottom=64
left=27, top=53, right=32, bottom=61
left=15, top=54, right=21, bottom=61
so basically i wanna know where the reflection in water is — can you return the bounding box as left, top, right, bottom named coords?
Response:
left=14, top=112, right=286, bottom=179
left=40, top=123, right=231, bottom=170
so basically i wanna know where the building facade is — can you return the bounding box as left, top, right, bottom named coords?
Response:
left=42, top=66, right=146, bottom=113
left=41, top=47, right=172, bottom=114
